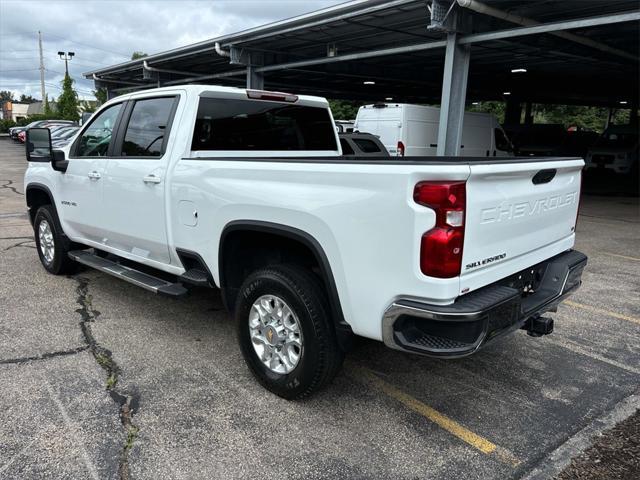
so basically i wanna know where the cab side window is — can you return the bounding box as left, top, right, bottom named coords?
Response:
left=121, top=97, right=175, bottom=157
left=76, top=103, right=122, bottom=157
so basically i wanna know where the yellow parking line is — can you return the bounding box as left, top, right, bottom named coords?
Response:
left=350, top=366, right=520, bottom=465
left=564, top=300, right=640, bottom=325
left=602, top=252, right=640, bottom=262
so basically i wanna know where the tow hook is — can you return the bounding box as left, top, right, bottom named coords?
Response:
left=523, top=316, right=554, bottom=337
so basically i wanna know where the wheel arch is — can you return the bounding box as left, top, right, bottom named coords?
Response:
left=219, top=220, right=353, bottom=350
left=26, top=183, right=57, bottom=226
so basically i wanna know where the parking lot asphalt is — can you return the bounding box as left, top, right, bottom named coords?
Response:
left=1, top=136, right=639, bottom=480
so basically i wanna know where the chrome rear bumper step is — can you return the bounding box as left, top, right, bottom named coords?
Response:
left=382, top=250, right=587, bottom=358
left=68, top=250, right=188, bottom=297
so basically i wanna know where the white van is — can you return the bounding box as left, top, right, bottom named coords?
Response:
left=353, top=103, right=512, bottom=157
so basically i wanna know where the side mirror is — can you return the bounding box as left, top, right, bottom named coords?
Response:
left=26, top=128, right=53, bottom=162
left=26, top=127, right=68, bottom=172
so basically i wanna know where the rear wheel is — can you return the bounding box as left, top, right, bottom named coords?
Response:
left=236, top=264, right=344, bottom=399
left=33, top=205, right=76, bottom=275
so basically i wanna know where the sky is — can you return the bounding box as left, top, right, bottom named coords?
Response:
left=0, top=0, right=345, bottom=101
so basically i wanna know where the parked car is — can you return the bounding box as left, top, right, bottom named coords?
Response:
left=24, top=85, right=586, bottom=399
left=11, top=121, right=47, bottom=141
left=14, top=120, right=76, bottom=142
left=584, top=125, right=639, bottom=175
left=51, top=127, right=80, bottom=148
left=79, top=111, right=94, bottom=126
left=557, top=128, right=600, bottom=158
left=339, top=132, right=388, bottom=157
left=505, top=124, right=567, bottom=156
left=48, top=124, right=71, bottom=135
left=334, top=120, right=355, bottom=133
left=51, top=125, right=77, bottom=138
left=354, top=103, right=513, bottom=157
left=9, top=126, right=25, bottom=140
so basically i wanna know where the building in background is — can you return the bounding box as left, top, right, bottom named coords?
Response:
left=1, top=101, right=30, bottom=121
left=26, top=101, right=58, bottom=116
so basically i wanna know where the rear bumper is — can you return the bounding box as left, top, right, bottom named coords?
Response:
left=382, top=250, right=587, bottom=358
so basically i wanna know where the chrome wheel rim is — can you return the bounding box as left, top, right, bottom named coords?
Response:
left=249, top=295, right=303, bottom=374
left=38, top=220, right=55, bottom=265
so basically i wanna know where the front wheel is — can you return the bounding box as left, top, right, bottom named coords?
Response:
left=33, top=205, right=77, bottom=275
left=236, top=265, right=344, bottom=399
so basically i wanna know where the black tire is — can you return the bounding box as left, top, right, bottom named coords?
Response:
left=33, top=205, right=77, bottom=275
left=236, top=264, right=344, bottom=399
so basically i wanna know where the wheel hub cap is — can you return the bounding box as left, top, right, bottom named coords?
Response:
left=249, top=295, right=303, bottom=375
left=38, top=220, right=55, bottom=265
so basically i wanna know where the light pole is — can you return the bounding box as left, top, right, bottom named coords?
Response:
left=57, top=51, right=75, bottom=77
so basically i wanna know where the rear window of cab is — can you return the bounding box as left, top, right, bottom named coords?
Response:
left=192, top=98, right=337, bottom=151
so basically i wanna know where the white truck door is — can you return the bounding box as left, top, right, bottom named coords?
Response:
left=101, top=96, right=179, bottom=265
left=58, top=102, right=125, bottom=243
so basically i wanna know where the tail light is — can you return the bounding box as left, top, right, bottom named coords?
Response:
left=414, top=181, right=466, bottom=278
left=397, top=141, right=405, bottom=157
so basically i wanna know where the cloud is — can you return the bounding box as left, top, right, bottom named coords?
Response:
left=0, top=0, right=344, bottom=100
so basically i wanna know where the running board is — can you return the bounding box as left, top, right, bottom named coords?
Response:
left=68, top=250, right=188, bottom=297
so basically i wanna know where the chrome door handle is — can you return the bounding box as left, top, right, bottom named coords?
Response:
left=87, top=171, right=101, bottom=180
left=143, top=174, right=162, bottom=184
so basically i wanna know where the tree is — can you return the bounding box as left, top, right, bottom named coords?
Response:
left=79, top=100, right=97, bottom=114
left=0, top=90, right=14, bottom=103
left=328, top=99, right=360, bottom=120
left=131, top=51, right=148, bottom=60
left=19, top=94, right=38, bottom=103
left=533, top=105, right=618, bottom=132
left=468, top=101, right=506, bottom=123
left=57, top=75, right=79, bottom=121
left=43, top=94, right=53, bottom=116
left=93, top=87, right=107, bottom=105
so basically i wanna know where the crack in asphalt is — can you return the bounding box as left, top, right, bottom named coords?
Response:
left=4, top=239, right=36, bottom=251
left=0, top=345, right=89, bottom=365
left=73, top=276, right=140, bottom=480
left=0, top=179, right=23, bottom=196
left=0, top=236, right=33, bottom=241
left=0, top=212, right=28, bottom=219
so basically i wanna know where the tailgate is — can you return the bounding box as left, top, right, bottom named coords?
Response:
left=461, top=158, right=583, bottom=287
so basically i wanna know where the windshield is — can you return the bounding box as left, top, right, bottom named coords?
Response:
left=595, top=131, right=638, bottom=148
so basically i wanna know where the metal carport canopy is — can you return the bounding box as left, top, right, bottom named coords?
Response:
left=84, top=0, right=639, bottom=155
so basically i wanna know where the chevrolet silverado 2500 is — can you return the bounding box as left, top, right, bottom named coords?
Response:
left=24, top=85, right=587, bottom=399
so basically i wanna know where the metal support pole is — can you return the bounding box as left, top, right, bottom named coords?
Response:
left=504, top=98, right=523, bottom=125
left=630, top=106, right=638, bottom=127
left=243, top=51, right=264, bottom=90
left=524, top=102, right=533, bottom=124
left=437, top=13, right=471, bottom=156
left=605, top=108, right=613, bottom=129
left=106, top=88, right=118, bottom=100
left=246, top=64, right=264, bottom=90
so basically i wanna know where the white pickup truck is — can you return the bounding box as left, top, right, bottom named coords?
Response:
left=24, top=85, right=587, bottom=399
